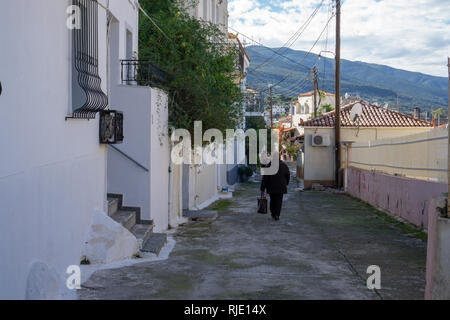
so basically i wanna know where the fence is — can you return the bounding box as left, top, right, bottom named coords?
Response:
left=349, top=128, right=448, bottom=183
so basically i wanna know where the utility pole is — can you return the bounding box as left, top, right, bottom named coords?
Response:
left=313, top=66, right=318, bottom=118
left=447, top=57, right=450, bottom=216
left=270, top=85, right=274, bottom=129
left=334, top=0, right=341, bottom=188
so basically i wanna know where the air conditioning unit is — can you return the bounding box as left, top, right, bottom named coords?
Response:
left=99, top=110, right=124, bottom=144
left=311, top=134, right=331, bottom=147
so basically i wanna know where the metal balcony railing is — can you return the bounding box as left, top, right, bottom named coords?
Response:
left=120, top=60, right=168, bottom=88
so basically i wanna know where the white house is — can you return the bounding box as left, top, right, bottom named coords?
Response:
left=299, top=102, right=433, bottom=189
left=179, top=0, right=242, bottom=213
left=189, top=0, right=228, bottom=34
left=290, top=90, right=337, bottom=136
left=105, top=9, right=172, bottom=232
left=0, top=0, right=146, bottom=299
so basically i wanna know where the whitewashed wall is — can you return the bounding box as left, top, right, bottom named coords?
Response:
left=189, top=0, right=228, bottom=33
left=196, top=164, right=218, bottom=208
left=169, top=162, right=185, bottom=228
left=0, top=0, right=139, bottom=299
left=149, top=90, right=170, bottom=232
left=107, top=85, right=152, bottom=218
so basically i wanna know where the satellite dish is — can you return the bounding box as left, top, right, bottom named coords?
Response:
left=350, top=103, right=363, bottom=122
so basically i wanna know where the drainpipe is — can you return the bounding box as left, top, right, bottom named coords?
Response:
left=168, top=139, right=174, bottom=228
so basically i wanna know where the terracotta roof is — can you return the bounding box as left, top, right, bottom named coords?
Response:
left=298, top=90, right=335, bottom=97
left=301, top=102, right=433, bottom=128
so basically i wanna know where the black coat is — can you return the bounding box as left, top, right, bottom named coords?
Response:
left=260, top=161, right=290, bottom=194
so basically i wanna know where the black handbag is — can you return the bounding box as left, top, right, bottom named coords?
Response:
left=257, top=192, right=268, bottom=214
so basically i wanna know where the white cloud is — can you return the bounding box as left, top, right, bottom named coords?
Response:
left=229, top=0, right=450, bottom=77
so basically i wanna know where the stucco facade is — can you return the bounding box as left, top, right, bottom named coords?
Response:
left=0, top=0, right=139, bottom=299
left=188, top=0, right=228, bottom=34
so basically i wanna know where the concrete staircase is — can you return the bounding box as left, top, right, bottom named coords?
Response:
left=107, top=194, right=167, bottom=255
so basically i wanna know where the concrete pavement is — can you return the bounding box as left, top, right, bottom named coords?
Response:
left=79, top=168, right=426, bottom=300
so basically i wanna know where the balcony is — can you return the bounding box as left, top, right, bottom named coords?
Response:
left=120, top=60, right=168, bottom=88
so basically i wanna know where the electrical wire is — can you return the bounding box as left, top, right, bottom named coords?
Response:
left=136, top=2, right=173, bottom=43
left=259, top=13, right=335, bottom=93
left=228, top=26, right=311, bottom=72
left=250, top=0, right=326, bottom=72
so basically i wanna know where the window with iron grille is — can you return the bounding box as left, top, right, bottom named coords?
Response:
left=69, top=0, right=108, bottom=119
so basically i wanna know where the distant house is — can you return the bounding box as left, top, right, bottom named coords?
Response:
left=245, top=88, right=264, bottom=116
left=290, top=90, right=338, bottom=136
left=297, top=90, right=336, bottom=116
left=299, top=102, right=433, bottom=189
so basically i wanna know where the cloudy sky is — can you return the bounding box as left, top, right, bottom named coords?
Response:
left=228, top=0, right=450, bottom=77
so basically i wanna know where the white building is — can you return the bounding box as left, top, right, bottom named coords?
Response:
left=0, top=0, right=151, bottom=299
left=290, top=90, right=337, bottom=136
left=189, top=0, right=228, bottom=34
left=180, top=0, right=240, bottom=212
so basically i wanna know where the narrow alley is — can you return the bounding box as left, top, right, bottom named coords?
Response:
left=79, top=167, right=426, bottom=300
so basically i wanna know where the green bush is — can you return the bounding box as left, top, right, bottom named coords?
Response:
left=139, top=0, right=244, bottom=137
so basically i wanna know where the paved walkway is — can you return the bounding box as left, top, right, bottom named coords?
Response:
left=79, top=168, right=426, bottom=300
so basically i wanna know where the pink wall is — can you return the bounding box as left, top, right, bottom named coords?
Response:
left=347, top=167, right=446, bottom=229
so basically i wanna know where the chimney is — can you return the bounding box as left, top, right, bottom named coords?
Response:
left=413, top=107, right=420, bottom=120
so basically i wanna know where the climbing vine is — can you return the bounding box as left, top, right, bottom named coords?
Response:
left=139, top=0, right=244, bottom=137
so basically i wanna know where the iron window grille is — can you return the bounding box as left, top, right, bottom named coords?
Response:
left=69, top=0, right=109, bottom=119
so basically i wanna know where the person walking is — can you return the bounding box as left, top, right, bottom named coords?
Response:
left=260, top=159, right=290, bottom=220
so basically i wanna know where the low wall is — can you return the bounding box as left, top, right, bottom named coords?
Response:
left=425, top=197, right=450, bottom=299
left=347, top=167, right=446, bottom=229
left=350, top=128, right=447, bottom=182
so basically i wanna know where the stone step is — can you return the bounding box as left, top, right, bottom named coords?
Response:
left=107, top=198, right=120, bottom=217
left=111, top=210, right=136, bottom=231
left=141, top=233, right=167, bottom=255
left=183, top=210, right=218, bottom=222
left=131, top=223, right=154, bottom=248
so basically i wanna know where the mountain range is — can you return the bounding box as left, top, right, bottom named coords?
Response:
left=245, top=46, right=448, bottom=115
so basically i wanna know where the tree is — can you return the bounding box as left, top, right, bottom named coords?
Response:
left=139, top=0, right=244, bottom=136
left=431, top=107, right=446, bottom=119
left=317, top=104, right=334, bottom=116
left=245, top=116, right=268, bottom=166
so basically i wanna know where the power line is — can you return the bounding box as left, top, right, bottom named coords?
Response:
left=228, top=26, right=311, bottom=72
left=136, top=2, right=173, bottom=43
left=259, top=13, right=336, bottom=93
left=251, top=0, right=326, bottom=72
left=279, top=57, right=320, bottom=94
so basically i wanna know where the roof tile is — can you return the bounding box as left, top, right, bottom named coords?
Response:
left=301, top=102, right=433, bottom=128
